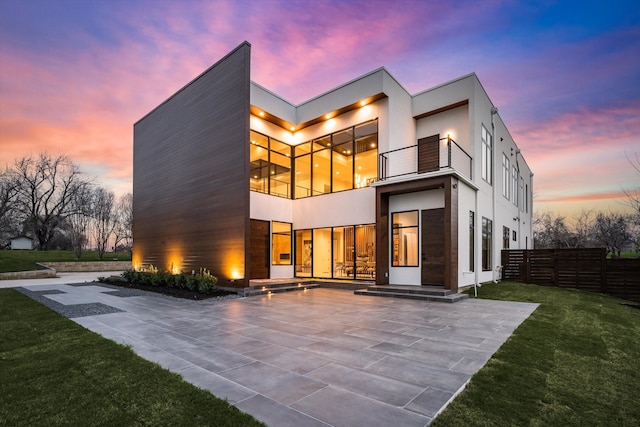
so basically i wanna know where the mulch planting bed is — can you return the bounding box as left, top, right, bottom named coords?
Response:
left=99, top=278, right=237, bottom=300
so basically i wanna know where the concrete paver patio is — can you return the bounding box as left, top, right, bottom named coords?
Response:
left=18, top=282, right=538, bottom=427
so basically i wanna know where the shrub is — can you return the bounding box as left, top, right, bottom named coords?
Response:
left=120, top=266, right=218, bottom=294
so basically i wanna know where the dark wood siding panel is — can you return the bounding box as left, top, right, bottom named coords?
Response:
left=133, top=42, right=251, bottom=285
left=445, top=176, right=459, bottom=291
left=422, top=208, right=445, bottom=285
left=418, top=134, right=439, bottom=173
left=249, top=220, right=270, bottom=279
left=376, top=190, right=390, bottom=285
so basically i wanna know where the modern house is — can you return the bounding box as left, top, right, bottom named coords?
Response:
left=133, top=41, right=533, bottom=292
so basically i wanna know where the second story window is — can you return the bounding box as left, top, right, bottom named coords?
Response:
left=512, top=166, right=518, bottom=206
left=294, top=119, right=378, bottom=199
left=250, top=131, right=292, bottom=198
left=502, top=153, right=510, bottom=199
left=481, top=125, right=492, bottom=184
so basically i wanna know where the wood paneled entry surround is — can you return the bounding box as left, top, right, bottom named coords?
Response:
left=376, top=175, right=459, bottom=291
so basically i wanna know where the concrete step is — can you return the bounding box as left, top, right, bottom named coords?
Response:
left=244, top=282, right=320, bottom=297
left=363, top=285, right=458, bottom=297
left=354, top=286, right=468, bottom=303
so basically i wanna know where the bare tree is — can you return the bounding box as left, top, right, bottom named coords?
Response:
left=91, top=187, right=116, bottom=260
left=0, top=168, right=19, bottom=222
left=0, top=168, right=21, bottom=246
left=12, top=153, right=92, bottom=250
left=67, top=185, right=94, bottom=259
left=623, top=152, right=640, bottom=221
left=593, top=212, right=632, bottom=257
left=572, top=209, right=595, bottom=248
left=533, top=212, right=573, bottom=248
left=113, top=192, right=133, bottom=254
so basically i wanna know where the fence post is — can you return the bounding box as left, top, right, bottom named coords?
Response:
left=524, top=249, right=531, bottom=283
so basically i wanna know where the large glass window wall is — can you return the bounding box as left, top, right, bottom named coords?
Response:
left=294, top=143, right=312, bottom=198
left=251, top=119, right=377, bottom=199
left=294, top=224, right=376, bottom=280
left=295, top=119, right=378, bottom=198
left=250, top=130, right=292, bottom=198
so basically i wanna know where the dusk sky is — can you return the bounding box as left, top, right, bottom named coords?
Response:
left=1, top=0, right=639, bottom=219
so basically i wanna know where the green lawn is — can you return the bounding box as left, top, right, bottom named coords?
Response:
left=433, top=281, right=640, bottom=426
left=0, top=250, right=132, bottom=273
left=0, top=289, right=265, bottom=427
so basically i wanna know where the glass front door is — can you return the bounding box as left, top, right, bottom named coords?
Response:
left=295, top=230, right=312, bottom=277
left=313, top=228, right=332, bottom=278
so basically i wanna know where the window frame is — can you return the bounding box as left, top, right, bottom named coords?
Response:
left=249, top=130, right=292, bottom=198
left=512, top=165, right=518, bottom=206
left=481, top=125, right=493, bottom=184
left=391, top=210, right=419, bottom=267
left=502, top=153, right=510, bottom=199
left=293, top=119, right=378, bottom=198
left=482, top=217, right=492, bottom=271
left=271, top=221, right=292, bottom=265
left=503, top=226, right=510, bottom=249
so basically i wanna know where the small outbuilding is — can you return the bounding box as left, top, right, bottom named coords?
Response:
left=10, top=236, right=34, bottom=250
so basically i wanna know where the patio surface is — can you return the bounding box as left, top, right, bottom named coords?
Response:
left=18, top=281, right=538, bottom=427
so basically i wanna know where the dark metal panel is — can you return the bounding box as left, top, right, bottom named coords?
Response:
left=417, top=134, right=439, bottom=173
left=421, top=208, right=445, bottom=285
left=133, top=42, right=251, bottom=285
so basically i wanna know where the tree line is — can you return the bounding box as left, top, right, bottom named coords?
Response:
left=0, top=153, right=132, bottom=259
left=533, top=210, right=639, bottom=257
left=534, top=153, right=640, bottom=257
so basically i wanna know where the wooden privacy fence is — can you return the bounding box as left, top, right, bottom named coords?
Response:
left=502, top=248, right=640, bottom=303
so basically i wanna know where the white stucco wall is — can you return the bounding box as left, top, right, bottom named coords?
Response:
left=416, top=104, right=470, bottom=153
left=250, top=82, right=296, bottom=124
left=293, top=187, right=376, bottom=230
left=291, top=102, right=381, bottom=146
left=295, top=69, right=385, bottom=123
left=457, top=181, right=477, bottom=287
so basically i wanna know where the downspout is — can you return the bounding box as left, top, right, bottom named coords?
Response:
left=491, top=107, right=499, bottom=283
left=515, top=149, right=521, bottom=249
left=529, top=172, right=534, bottom=248
left=474, top=186, right=479, bottom=297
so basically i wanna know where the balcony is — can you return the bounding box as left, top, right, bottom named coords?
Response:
left=378, top=136, right=472, bottom=182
